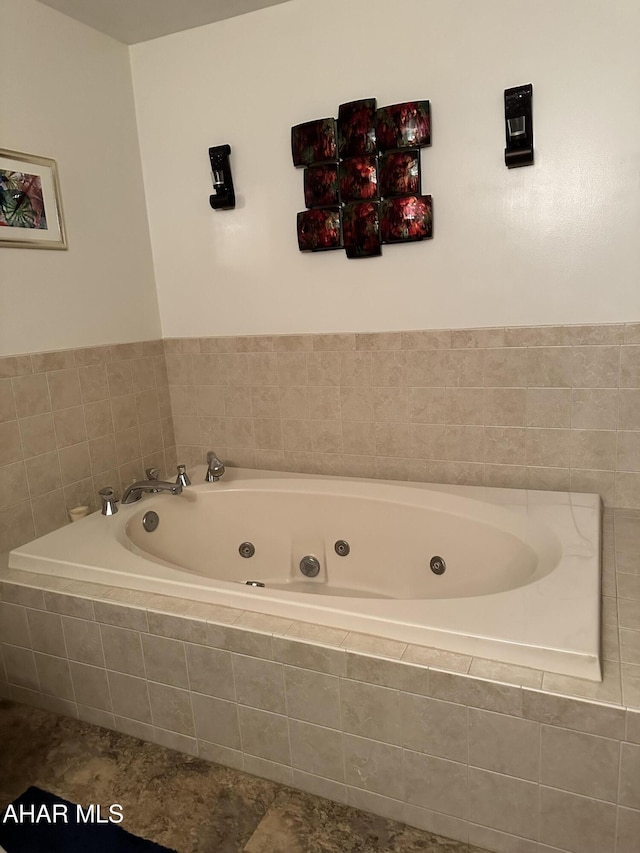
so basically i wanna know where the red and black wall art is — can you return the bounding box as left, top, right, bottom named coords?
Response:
left=292, top=98, right=432, bottom=259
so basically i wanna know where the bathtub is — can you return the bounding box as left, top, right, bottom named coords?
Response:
left=8, top=466, right=602, bottom=681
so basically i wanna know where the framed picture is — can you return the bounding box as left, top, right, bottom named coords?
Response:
left=0, top=149, right=67, bottom=249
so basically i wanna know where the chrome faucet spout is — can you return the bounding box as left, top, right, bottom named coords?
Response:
left=206, top=451, right=225, bottom=482
left=121, top=479, right=183, bottom=504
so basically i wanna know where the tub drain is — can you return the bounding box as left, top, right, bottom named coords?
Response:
left=334, top=540, right=350, bottom=556
left=300, top=555, right=321, bottom=577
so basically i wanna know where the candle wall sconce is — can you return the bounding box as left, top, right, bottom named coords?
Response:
left=209, top=144, right=236, bottom=209
left=504, top=84, right=534, bottom=168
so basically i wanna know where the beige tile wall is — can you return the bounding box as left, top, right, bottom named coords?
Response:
left=4, top=321, right=640, bottom=555
left=166, top=322, right=640, bottom=510
left=0, top=342, right=173, bottom=553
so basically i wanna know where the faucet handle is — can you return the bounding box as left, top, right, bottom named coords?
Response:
left=98, top=486, right=119, bottom=516
left=145, top=467, right=160, bottom=481
left=176, top=464, right=191, bottom=487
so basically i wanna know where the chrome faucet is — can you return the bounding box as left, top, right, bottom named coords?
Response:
left=99, top=487, right=119, bottom=516
left=122, top=477, right=183, bottom=504
left=176, top=464, right=191, bottom=487
left=206, top=451, right=225, bottom=482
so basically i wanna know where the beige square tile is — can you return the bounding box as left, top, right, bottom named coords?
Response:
left=238, top=705, right=290, bottom=763
left=191, top=693, right=240, bottom=748
left=619, top=390, right=640, bottom=430
left=232, top=653, right=285, bottom=713
left=452, top=327, right=504, bottom=349
left=343, top=734, right=403, bottom=799
left=115, top=427, right=142, bottom=465
left=0, top=502, right=36, bottom=553
left=24, top=451, right=62, bottom=497
left=402, top=329, right=452, bottom=350
left=526, top=428, right=571, bottom=468
left=0, top=355, right=32, bottom=379
left=371, top=352, right=406, bottom=386
left=308, top=386, right=340, bottom=420
left=111, top=394, right=138, bottom=431
left=408, top=387, right=446, bottom=423
left=19, top=413, right=56, bottom=459
left=62, top=617, right=104, bottom=666
left=284, top=666, right=340, bottom=728
left=469, top=767, right=537, bottom=839
left=445, top=350, right=483, bottom=387
left=278, top=386, right=309, bottom=420
left=95, top=601, right=148, bottom=632
left=619, top=742, right=640, bottom=808
left=572, top=346, right=620, bottom=388
left=539, top=785, right=616, bottom=853
left=276, top=353, right=308, bottom=386
left=484, top=427, right=526, bottom=465
left=484, top=388, right=526, bottom=427
left=47, top=369, right=81, bottom=411
left=616, top=472, right=640, bottom=509
left=218, top=353, right=249, bottom=386
left=250, top=387, right=279, bottom=418
left=31, top=490, right=67, bottom=536
left=0, top=462, right=29, bottom=511
left=34, top=651, right=73, bottom=699
left=468, top=708, right=539, bottom=782
left=26, top=608, right=65, bottom=656
left=341, top=421, right=376, bottom=456
left=0, top=380, right=17, bottom=423
left=356, top=332, right=402, bottom=351
left=309, top=420, right=342, bottom=454
left=253, top=418, right=281, bottom=451
left=572, top=389, right=619, bottom=430
left=0, top=421, right=23, bottom=467
left=405, top=351, right=446, bottom=387
left=621, top=345, right=640, bottom=387
left=148, top=681, right=194, bottom=735
left=53, top=407, right=87, bottom=449
left=405, top=750, right=467, bottom=818
left=59, top=442, right=92, bottom=485
left=340, top=351, right=371, bottom=385
left=617, top=432, right=640, bottom=473
left=290, top=719, right=344, bottom=782
left=185, top=643, right=234, bottom=700
left=13, top=373, right=51, bottom=417
left=527, top=347, right=572, bottom=387
left=70, top=661, right=111, bottom=711
left=571, top=429, right=616, bottom=470
left=100, top=624, right=145, bottom=677
left=445, top=388, right=484, bottom=425
left=108, top=670, right=151, bottom=722
left=527, top=388, right=572, bottom=428
left=341, top=386, right=374, bottom=421
left=401, top=693, right=467, bottom=762
left=3, top=644, right=38, bottom=689
left=78, top=364, right=109, bottom=404
left=446, top=425, right=484, bottom=462
left=83, top=399, right=114, bottom=440
left=312, top=333, right=354, bottom=351
left=340, top=678, right=401, bottom=744
left=483, top=348, right=527, bottom=387
left=617, top=805, right=640, bottom=853
left=540, top=725, right=619, bottom=801
left=563, top=324, right=624, bottom=345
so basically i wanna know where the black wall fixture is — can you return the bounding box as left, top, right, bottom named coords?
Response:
left=504, top=84, right=534, bottom=168
left=209, top=144, right=235, bottom=209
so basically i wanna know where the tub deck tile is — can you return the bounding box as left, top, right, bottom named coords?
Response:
left=402, top=644, right=472, bottom=674
left=469, top=659, right=543, bottom=689
left=342, top=632, right=407, bottom=660
left=542, top=659, right=622, bottom=705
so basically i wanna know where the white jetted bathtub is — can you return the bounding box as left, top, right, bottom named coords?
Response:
left=9, top=466, right=602, bottom=681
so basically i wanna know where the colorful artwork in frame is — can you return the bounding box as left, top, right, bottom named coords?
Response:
left=0, top=148, right=67, bottom=249
left=342, top=201, right=381, bottom=258
left=297, top=208, right=342, bottom=251
left=376, top=101, right=431, bottom=151
left=304, top=164, right=339, bottom=208
left=378, top=150, right=420, bottom=198
left=339, top=156, right=378, bottom=202
left=291, top=118, right=338, bottom=167
left=380, top=195, right=433, bottom=244
left=338, top=98, right=377, bottom=158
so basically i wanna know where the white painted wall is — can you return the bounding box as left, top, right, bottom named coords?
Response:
left=0, top=0, right=160, bottom=356
left=131, top=0, right=640, bottom=337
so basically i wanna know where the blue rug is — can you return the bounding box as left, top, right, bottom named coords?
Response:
left=0, top=787, right=177, bottom=852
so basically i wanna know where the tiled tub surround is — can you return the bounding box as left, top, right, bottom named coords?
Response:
left=0, top=510, right=639, bottom=853
left=0, top=341, right=174, bottom=554
left=165, top=323, right=640, bottom=512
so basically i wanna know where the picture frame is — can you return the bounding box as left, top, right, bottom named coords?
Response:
left=0, top=149, right=67, bottom=249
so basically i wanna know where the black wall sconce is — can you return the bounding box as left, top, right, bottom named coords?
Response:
left=209, top=144, right=235, bottom=209
left=504, top=84, right=534, bottom=168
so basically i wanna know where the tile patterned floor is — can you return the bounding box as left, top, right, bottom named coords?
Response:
left=0, top=700, right=488, bottom=853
